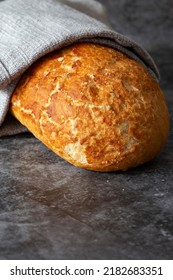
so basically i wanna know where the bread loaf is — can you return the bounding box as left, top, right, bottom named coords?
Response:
left=10, top=43, right=170, bottom=171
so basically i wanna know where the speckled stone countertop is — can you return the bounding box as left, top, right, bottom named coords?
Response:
left=0, top=0, right=173, bottom=259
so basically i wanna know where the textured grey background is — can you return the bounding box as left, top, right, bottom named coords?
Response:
left=0, top=0, right=173, bottom=259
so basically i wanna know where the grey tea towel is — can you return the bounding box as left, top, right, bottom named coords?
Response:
left=0, top=0, right=159, bottom=137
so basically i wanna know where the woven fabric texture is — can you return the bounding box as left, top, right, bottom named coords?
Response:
left=0, top=0, right=159, bottom=136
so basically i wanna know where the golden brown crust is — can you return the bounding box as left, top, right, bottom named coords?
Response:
left=10, top=43, right=170, bottom=171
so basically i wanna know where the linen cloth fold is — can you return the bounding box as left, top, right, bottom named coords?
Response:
left=0, top=0, right=159, bottom=137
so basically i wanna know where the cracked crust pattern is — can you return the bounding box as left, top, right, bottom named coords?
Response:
left=10, top=43, right=170, bottom=171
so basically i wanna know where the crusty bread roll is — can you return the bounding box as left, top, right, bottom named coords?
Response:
left=10, top=43, right=170, bottom=171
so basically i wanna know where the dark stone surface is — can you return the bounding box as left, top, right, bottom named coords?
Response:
left=0, top=0, right=173, bottom=259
